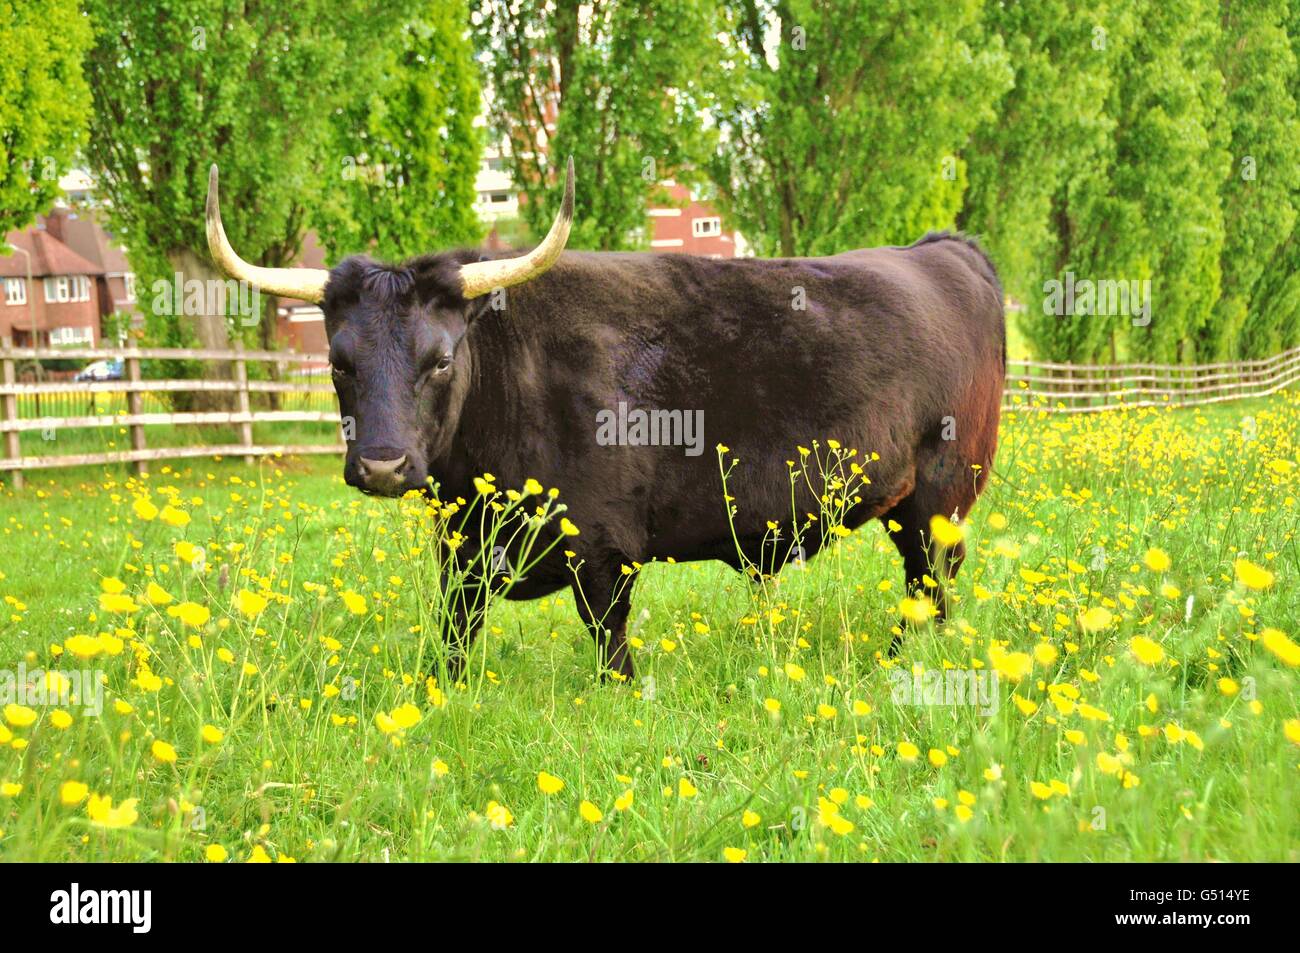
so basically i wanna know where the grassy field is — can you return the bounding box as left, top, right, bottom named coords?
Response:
left=0, top=389, right=1297, bottom=862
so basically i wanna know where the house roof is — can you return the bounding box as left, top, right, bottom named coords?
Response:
left=46, top=208, right=132, bottom=274
left=0, top=226, right=105, bottom=279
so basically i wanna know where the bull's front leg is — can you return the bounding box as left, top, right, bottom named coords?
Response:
left=432, top=553, right=492, bottom=685
left=569, top=550, right=638, bottom=682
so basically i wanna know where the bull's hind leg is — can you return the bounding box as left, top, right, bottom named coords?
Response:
left=570, top=551, right=638, bottom=682
left=881, top=445, right=991, bottom=651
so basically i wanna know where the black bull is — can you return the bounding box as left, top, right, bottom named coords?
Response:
left=323, top=234, right=1006, bottom=680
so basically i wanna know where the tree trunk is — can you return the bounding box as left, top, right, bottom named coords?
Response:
left=167, top=249, right=235, bottom=412
left=260, top=294, right=282, bottom=411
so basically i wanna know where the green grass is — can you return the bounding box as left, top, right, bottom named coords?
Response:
left=0, top=392, right=1297, bottom=862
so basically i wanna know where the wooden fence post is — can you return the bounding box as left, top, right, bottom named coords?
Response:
left=2, top=336, right=22, bottom=491
left=126, top=351, right=147, bottom=476
left=233, top=339, right=254, bottom=465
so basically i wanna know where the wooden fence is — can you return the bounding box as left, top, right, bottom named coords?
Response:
left=1002, top=345, right=1300, bottom=413
left=0, top=341, right=342, bottom=489
left=3, top=341, right=1300, bottom=486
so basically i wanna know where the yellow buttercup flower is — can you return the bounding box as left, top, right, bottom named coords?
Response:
left=1129, top=636, right=1165, bottom=666
left=1260, top=628, right=1300, bottom=667
left=236, top=588, right=269, bottom=617
left=99, top=592, right=140, bottom=614
left=87, top=794, right=139, bottom=829
left=145, top=582, right=174, bottom=605
left=4, top=704, right=37, bottom=727
left=929, top=514, right=965, bottom=548
left=341, top=589, right=368, bottom=615
left=167, top=602, right=210, bottom=627
left=1143, top=548, right=1171, bottom=572
left=159, top=505, right=190, bottom=527
left=151, top=740, right=178, bottom=764
left=1078, top=606, right=1113, bottom=632
left=1234, top=558, right=1274, bottom=590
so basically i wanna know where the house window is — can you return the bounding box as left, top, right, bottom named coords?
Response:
left=48, top=325, right=94, bottom=345
left=3, top=278, right=25, bottom=305
left=43, top=275, right=90, bottom=303
left=692, top=217, right=722, bottom=238
left=124, top=273, right=136, bottom=302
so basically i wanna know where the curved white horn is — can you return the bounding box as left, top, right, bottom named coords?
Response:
left=458, top=156, right=574, bottom=300
left=206, top=164, right=329, bottom=303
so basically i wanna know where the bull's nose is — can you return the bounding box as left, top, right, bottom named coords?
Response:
left=358, top=453, right=409, bottom=492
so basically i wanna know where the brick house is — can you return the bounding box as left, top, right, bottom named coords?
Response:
left=648, top=182, right=744, bottom=258
left=274, top=230, right=329, bottom=353
left=44, top=207, right=140, bottom=337
left=0, top=223, right=105, bottom=346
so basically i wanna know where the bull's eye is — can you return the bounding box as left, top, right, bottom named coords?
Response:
left=434, top=354, right=453, bottom=374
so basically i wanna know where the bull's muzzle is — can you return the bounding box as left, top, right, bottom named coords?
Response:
left=357, top=453, right=410, bottom=495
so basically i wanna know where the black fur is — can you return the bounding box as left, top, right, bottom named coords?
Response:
left=323, top=237, right=1006, bottom=680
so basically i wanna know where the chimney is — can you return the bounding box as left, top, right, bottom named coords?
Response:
left=44, top=208, right=66, bottom=242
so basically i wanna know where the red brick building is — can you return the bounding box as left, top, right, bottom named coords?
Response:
left=0, top=207, right=142, bottom=347
left=275, top=230, right=329, bottom=353
left=0, top=223, right=105, bottom=346
left=648, top=182, right=742, bottom=258
left=45, top=207, right=139, bottom=335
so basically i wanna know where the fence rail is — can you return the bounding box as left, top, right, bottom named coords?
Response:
left=1002, top=345, right=1300, bottom=413
left=0, top=341, right=342, bottom=488
left=3, top=341, right=1299, bottom=486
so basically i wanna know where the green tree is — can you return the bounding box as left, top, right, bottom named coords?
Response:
left=315, top=1, right=483, bottom=263
left=79, top=0, right=417, bottom=355
left=0, top=0, right=92, bottom=235
left=958, top=2, right=1128, bottom=349
left=1231, top=0, right=1300, bottom=358
left=476, top=0, right=719, bottom=250
left=1001, top=0, right=1228, bottom=363
left=707, top=0, right=1013, bottom=257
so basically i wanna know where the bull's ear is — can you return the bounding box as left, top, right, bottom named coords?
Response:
left=463, top=292, right=495, bottom=325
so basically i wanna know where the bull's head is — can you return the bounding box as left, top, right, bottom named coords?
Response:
left=205, top=158, right=574, bottom=496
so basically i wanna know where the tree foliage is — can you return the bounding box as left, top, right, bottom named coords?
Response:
left=708, top=0, right=1013, bottom=257
left=1233, top=0, right=1300, bottom=358
left=476, top=0, right=719, bottom=250
left=79, top=0, right=420, bottom=351
left=12, top=0, right=1300, bottom=366
left=0, top=0, right=92, bottom=236
left=315, top=0, right=483, bottom=263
